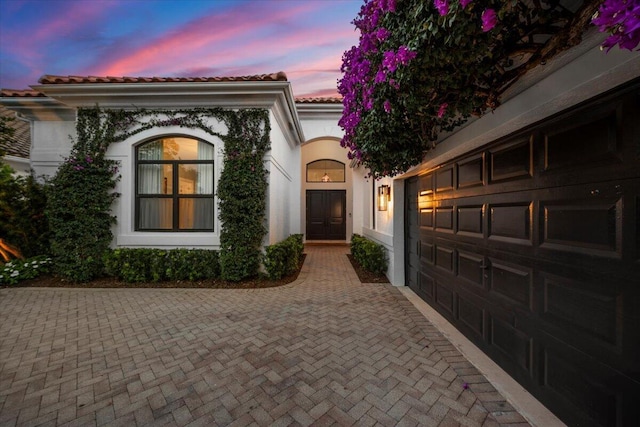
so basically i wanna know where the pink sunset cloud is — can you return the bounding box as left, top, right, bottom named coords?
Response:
left=0, top=0, right=362, bottom=95
left=96, top=2, right=321, bottom=77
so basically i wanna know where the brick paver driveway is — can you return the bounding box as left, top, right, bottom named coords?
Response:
left=1, top=245, right=529, bottom=426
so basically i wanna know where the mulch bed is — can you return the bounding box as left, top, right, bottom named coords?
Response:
left=346, top=254, right=389, bottom=283
left=7, top=253, right=389, bottom=288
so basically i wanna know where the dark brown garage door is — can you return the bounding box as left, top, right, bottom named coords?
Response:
left=405, top=80, right=640, bottom=427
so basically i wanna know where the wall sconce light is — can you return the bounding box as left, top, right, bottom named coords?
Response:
left=378, top=185, right=391, bottom=211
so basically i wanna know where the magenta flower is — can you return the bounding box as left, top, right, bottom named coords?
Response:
left=384, top=100, right=392, bottom=113
left=396, top=45, right=417, bottom=64
left=481, top=8, right=498, bottom=32
left=592, top=0, right=640, bottom=52
left=382, top=50, right=398, bottom=73
left=375, top=27, right=390, bottom=41
left=460, top=0, right=472, bottom=8
left=437, top=103, right=448, bottom=118
left=434, top=0, right=449, bottom=16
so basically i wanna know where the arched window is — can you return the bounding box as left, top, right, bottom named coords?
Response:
left=136, top=136, right=214, bottom=231
left=307, top=159, right=345, bottom=182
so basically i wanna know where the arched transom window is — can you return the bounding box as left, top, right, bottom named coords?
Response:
left=136, top=136, right=214, bottom=231
left=307, top=159, right=345, bottom=182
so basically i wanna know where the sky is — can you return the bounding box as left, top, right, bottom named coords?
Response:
left=0, top=0, right=363, bottom=97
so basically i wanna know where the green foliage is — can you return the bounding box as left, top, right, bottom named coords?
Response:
left=47, top=108, right=121, bottom=282
left=341, top=0, right=584, bottom=177
left=350, top=234, right=388, bottom=274
left=46, top=105, right=270, bottom=282
left=103, top=248, right=165, bottom=282
left=0, top=256, right=52, bottom=285
left=217, top=109, right=271, bottom=281
left=164, top=248, right=220, bottom=281
left=264, top=234, right=304, bottom=280
left=103, top=248, right=219, bottom=282
left=0, top=160, right=49, bottom=257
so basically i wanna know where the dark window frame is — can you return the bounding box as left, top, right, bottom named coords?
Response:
left=306, top=159, right=346, bottom=183
left=135, top=136, right=215, bottom=232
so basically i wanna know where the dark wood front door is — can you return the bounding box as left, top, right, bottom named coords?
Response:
left=405, top=81, right=640, bottom=427
left=306, top=190, right=346, bottom=240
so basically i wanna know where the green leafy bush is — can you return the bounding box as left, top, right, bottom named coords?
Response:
left=47, top=108, right=120, bottom=282
left=103, top=248, right=219, bottom=282
left=0, top=256, right=52, bottom=285
left=218, top=110, right=271, bottom=281
left=165, top=249, right=220, bottom=281
left=264, top=234, right=304, bottom=280
left=350, top=234, right=388, bottom=274
left=0, top=161, right=49, bottom=258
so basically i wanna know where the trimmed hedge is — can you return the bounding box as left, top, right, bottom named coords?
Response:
left=263, top=234, right=304, bottom=280
left=103, top=248, right=219, bottom=282
left=350, top=234, right=388, bottom=274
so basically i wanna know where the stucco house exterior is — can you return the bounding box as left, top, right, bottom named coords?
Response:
left=1, top=24, right=638, bottom=426
left=0, top=73, right=364, bottom=250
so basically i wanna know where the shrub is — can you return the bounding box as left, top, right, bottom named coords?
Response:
left=0, top=256, right=52, bottom=285
left=104, top=248, right=219, bottom=283
left=47, top=108, right=120, bottom=282
left=264, top=234, right=304, bottom=280
left=350, top=234, right=388, bottom=274
left=165, top=249, right=220, bottom=281
left=0, top=161, right=49, bottom=258
left=218, top=109, right=271, bottom=281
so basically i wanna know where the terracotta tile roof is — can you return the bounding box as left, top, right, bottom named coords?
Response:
left=295, top=97, right=343, bottom=104
left=37, top=72, right=288, bottom=85
left=0, top=105, right=30, bottom=159
left=0, top=89, right=46, bottom=97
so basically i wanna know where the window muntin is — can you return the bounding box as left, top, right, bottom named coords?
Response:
left=307, top=159, right=345, bottom=182
left=136, top=137, right=214, bottom=231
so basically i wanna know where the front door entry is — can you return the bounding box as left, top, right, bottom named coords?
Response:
left=306, top=190, right=346, bottom=240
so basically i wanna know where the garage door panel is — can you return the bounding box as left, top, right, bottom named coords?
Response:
left=456, top=251, right=485, bottom=290
left=418, top=271, right=435, bottom=300
left=435, top=281, right=455, bottom=315
left=541, top=197, right=621, bottom=257
left=542, top=104, right=622, bottom=172
left=541, top=273, right=621, bottom=349
left=419, top=207, right=433, bottom=228
left=457, top=155, right=484, bottom=188
left=435, top=167, right=454, bottom=192
left=489, top=315, right=532, bottom=373
left=489, top=260, right=533, bottom=309
left=488, top=202, right=533, bottom=243
left=490, top=137, right=534, bottom=183
left=406, top=82, right=640, bottom=426
left=457, top=205, right=483, bottom=236
left=435, top=206, right=454, bottom=232
left=419, top=241, right=434, bottom=264
left=457, top=295, right=485, bottom=339
left=435, top=245, right=455, bottom=272
left=542, top=343, right=624, bottom=427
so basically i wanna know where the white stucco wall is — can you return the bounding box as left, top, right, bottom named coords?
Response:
left=2, top=155, right=30, bottom=176
left=266, top=110, right=301, bottom=245
left=30, top=120, right=76, bottom=178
